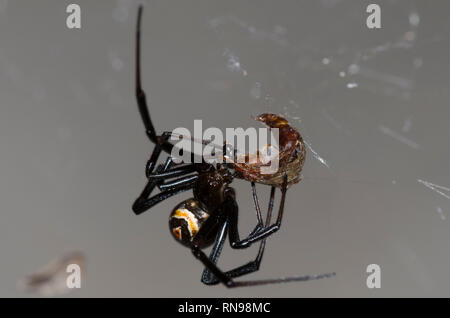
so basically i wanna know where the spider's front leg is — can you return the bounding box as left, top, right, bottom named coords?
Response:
left=135, top=6, right=175, bottom=156
left=136, top=7, right=200, bottom=166
left=133, top=6, right=202, bottom=216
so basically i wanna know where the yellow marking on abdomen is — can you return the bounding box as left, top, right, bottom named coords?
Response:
left=173, top=209, right=199, bottom=238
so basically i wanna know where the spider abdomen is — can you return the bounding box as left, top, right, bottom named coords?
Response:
left=169, top=199, right=212, bottom=248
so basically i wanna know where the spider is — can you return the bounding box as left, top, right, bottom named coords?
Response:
left=132, top=6, right=335, bottom=287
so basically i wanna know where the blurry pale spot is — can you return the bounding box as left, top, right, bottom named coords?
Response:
left=108, top=51, right=124, bottom=72
left=18, top=251, right=86, bottom=296
left=112, top=0, right=137, bottom=23
left=436, top=207, right=446, bottom=221
left=402, top=116, right=413, bottom=133
left=348, top=64, right=360, bottom=75
left=409, top=12, right=420, bottom=27
left=223, top=49, right=247, bottom=76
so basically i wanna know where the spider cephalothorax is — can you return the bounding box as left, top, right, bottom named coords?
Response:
left=193, top=165, right=234, bottom=211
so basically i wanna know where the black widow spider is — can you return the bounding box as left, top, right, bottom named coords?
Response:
left=132, top=6, right=335, bottom=287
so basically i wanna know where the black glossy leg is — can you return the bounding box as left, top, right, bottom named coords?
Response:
left=133, top=157, right=197, bottom=215
left=251, top=182, right=264, bottom=227
left=201, top=187, right=276, bottom=285
left=136, top=7, right=200, bottom=166
left=136, top=7, right=159, bottom=143
left=133, top=181, right=195, bottom=215
left=229, top=175, right=288, bottom=249
left=149, top=164, right=196, bottom=180
left=136, top=159, right=170, bottom=210
left=158, top=175, right=199, bottom=191
left=192, top=195, right=335, bottom=288
left=145, top=132, right=173, bottom=177
left=200, top=221, right=228, bottom=285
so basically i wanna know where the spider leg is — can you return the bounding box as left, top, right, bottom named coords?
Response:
left=245, top=182, right=269, bottom=238
left=252, top=182, right=264, bottom=226
left=158, top=175, right=198, bottom=191
left=230, top=175, right=287, bottom=248
left=201, top=187, right=275, bottom=285
left=136, top=7, right=205, bottom=168
left=144, top=132, right=173, bottom=177
left=136, top=6, right=158, bottom=145
left=149, top=164, right=196, bottom=180
left=191, top=194, right=335, bottom=287
left=133, top=179, right=195, bottom=215
left=137, top=5, right=225, bottom=167
left=137, top=7, right=197, bottom=163
left=200, top=221, right=228, bottom=284
left=133, top=157, right=197, bottom=215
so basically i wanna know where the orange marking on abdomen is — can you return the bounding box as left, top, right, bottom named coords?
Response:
left=173, top=209, right=199, bottom=238
left=172, top=226, right=182, bottom=240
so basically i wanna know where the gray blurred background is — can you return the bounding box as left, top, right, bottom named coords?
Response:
left=0, top=0, right=449, bottom=297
